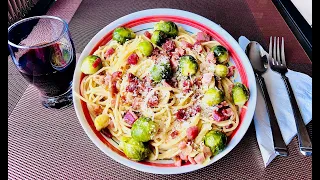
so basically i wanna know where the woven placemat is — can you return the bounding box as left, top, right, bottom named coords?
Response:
left=8, top=0, right=312, bottom=179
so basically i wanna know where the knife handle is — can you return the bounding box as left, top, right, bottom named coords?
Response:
left=255, top=74, right=288, bottom=156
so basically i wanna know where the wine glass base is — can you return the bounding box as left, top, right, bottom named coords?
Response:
left=41, top=87, right=73, bottom=109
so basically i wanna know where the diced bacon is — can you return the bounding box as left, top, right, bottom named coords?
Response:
left=212, top=109, right=228, bottom=121
left=193, top=77, right=202, bottom=88
left=108, top=120, right=115, bottom=129
left=225, top=124, right=233, bottom=129
left=151, top=47, right=160, bottom=58
left=183, top=79, right=192, bottom=87
left=190, top=105, right=201, bottom=116
left=202, top=73, right=213, bottom=85
left=178, top=141, right=187, bottom=149
left=177, top=47, right=185, bottom=56
left=181, top=40, right=193, bottom=49
left=170, top=57, right=179, bottom=71
left=162, top=40, right=176, bottom=52
left=171, top=130, right=179, bottom=139
left=132, top=97, right=142, bottom=110
left=176, top=109, right=187, bottom=120
left=126, top=73, right=140, bottom=93
left=92, top=58, right=101, bottom=68
left=163, top=81, right=172, bottom=87
left=202, top=146, right=212, bottom=158
left=227, top=66, right=236, bottom=77
left=105, top=48, right=115, bottom=57
left=101, top=128, right=112, bottom=138
left=127, top=53, right=139, bottom=65
left=141, top=76, right=152, bottom=91
left=92, top=105, right=103, bottom=116
left=110, top=71, right=122, bottom=96
left=104, top=73, right=111, bottom=85
left=221, top=107, right=233, bottom=117
left=188, top=156, right=197, bottom=165
left=182, top=80, right=193, bottom=94
left=195, top=105, right=201, bottom=113
left=217, top=101, right=228, bottom=108
left=173, top=156, right=182, bottom=167
left=194, top=152, right=205, bottom=164
left=111, top=99, right=116, bottom=106
left=167, top=77, right=178, bottom=88
left=93, top=75, right=105, bottom=85
left=183, top=145, right=193, bottom=155
left=123, top=110, right=138, bottom=125
left=111, top=71, right=122, bottom=80
left=186, top=126, right=199, bottom=140
left=144, top=31, right=152, bottom=39
left=206, top=52, right=215, bottom=63
left=212, top=102, right=233, bottom=122
left=193, top=43, right=203, bottom=53
left=147, top=92, right=159, bottom=108
left=196, top=32, right=211, bottom=42
left=179, top=152, right=188, bottom=161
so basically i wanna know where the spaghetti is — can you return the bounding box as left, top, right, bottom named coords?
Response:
left=75, top=22, right=248, bottom=165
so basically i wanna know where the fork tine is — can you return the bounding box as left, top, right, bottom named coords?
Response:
left=281, top=37, right=286, bottom=67
left=269, top=36, right=274, bottom=65
left=273, top=37, right=278, bottom=65
left=277, top=37, right=281, bottom=65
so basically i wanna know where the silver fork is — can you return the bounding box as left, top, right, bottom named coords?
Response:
left=268, top=37, right=312, bottom=156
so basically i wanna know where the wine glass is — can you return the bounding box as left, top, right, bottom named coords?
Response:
left=8, top=16, right=76, bottom=109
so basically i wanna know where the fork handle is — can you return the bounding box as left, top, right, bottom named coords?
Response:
left=281, top=75, right=312, bottom=156
left=256, top=74, right=288, bottom=156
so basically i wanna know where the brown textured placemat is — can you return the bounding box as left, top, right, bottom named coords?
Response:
left=8, top=0, right=312, bottom=179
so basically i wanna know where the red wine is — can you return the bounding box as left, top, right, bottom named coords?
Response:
left=17, top=42, right=76, bottom=97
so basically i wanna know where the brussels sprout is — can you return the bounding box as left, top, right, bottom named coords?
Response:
left=112, top=27, right=136, bottom=44
left=202, top=88, right=224, bottom=106
left=80, top=55, right=102, bottom=74
left=179, top=55, right=198, bottom=76
left=204, top=130, right=227, bottom=155
left=232, top=82, right=249, bottom=106
left=154, top=21, right=179, bottom=37
left=214, top=64, right=228, bottom=78
left=119, top=137, right=150, bottom=161
left=150, top=60, right=172, bottom=83
left=138, top=41, right=154, bottom=56
left=211, top=45, right=229, bottom=64
left=131, top=116, right=158, bottom=142
left=151, top=30, right=167, bottom=46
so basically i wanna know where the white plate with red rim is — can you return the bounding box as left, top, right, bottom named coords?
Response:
left=72, top=8, right=257, bottom=174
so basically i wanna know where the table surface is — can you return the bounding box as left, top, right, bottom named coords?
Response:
left=8, top=0, right=312, bottom=179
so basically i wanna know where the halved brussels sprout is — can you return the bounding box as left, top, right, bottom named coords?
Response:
left=94, top=114, right=110, bottom=131
left=131, top=116, right=158, bottom=142
left=232, top=82, right=249, bottom=106
left=150, top=59, right=172, bottom=83
left=154, top=21, right=178, bottom=38
left=211, top=45, right=229, bottom=64
left=112, top=27, right=136, bottom=44
left=138, top=41, right=154, bottom=56
left=204, top=130, right=227, bottom=155
left=179, top=55, right=198, bottom=76
left=202, top=88, right=224, bottom=106
left=214, top=64, right=228, bottom=78
left=119, top=137, right=150, bottom=161
left=151, top=30, right=167, bottom=46
left=80, top=55, right=102, bottom=74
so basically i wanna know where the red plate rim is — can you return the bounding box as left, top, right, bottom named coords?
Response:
left=79, top=15, right=248, bottom=167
